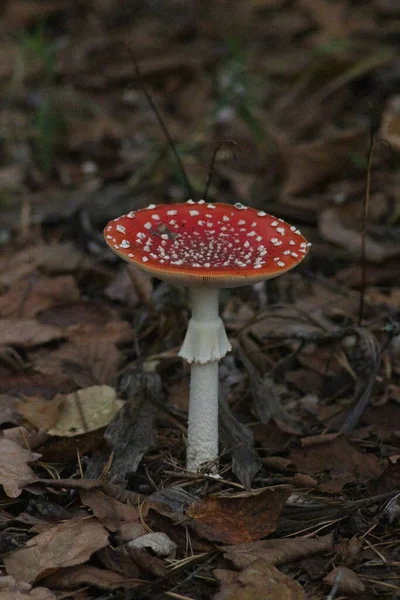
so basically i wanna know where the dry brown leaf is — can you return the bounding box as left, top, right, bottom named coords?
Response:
left=16, top=396, right=62, bottom=430
left=319, top=207, right=400, bottom=262
left=43, top=565, right=139, bottom=590
left=0, top=243, right=87, bottom=288
left=65, top=321, right=134, bottom=346
left=4, top=1, right=69, bottom=28
left=4, top=518, right=109, bottom=584
left=0, top=276, right=80, bottom=319
left=0, top=319, right=63, bottom=347
left=0, top=394, right=21, bottom=425
left=32, top=339, right=122, bottom=388
left=323, top=566, right=365, bottom=596
left=288, top=436, right=383, bottom=492
left=222, top=534, right=334, bottom=569
left=80, top=488, right=145, bottom=538
left=0, top=576, right=55, bottom=600
left=283, top=126, right=365, bottom=195
left=187, top=488, right=290, bottom=544
left=214, top=559, right=307, bottom=600
left=47, top=385, right=124, bottom=437
left=0, top=438, right=40, bottom=498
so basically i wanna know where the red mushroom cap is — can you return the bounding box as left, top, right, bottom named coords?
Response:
left=104, top=201, right=310, bottom=288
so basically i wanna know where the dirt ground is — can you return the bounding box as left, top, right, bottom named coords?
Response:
left=0, top=1, right=399, bottom=598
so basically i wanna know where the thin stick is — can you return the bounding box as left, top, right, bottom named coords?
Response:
left=203, top=140, right=238, bottom=200
left=121, top=43, right=193, bottom=198
left=326, top=569, right=343, bottom=600
left=358, top=123, right=376, bottom=327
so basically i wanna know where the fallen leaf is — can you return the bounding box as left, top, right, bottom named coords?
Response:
left=0, top=319, right=63, bottom=347
left=0, top=275, right=80, bottom=319
left=0, top=394, right=21, bottom=425
left=0, top=438, right=40, bottom=498
left=214, top=559, right=307, bottom=599
left=0, top=243, right=88, bottom=288
left=323, top=566, right=365, bottom=596
left=32, top=338, right=122, bottom=388
left=187, top=488, right=290, bottom=544
left=16, top=396, right=62, bottom=430
left=65, top=321, right=134, bottom=346
left=319, top=207, right=400, bottom=262
left=80, top=488, right=145, bottom=538
left=0, top=575, right=55, bottom=600
left=47, top=385, right=124, bottom=437
left=288, top=436, right=383, bottom=492
left=43, top=565, right=139, bottom=590
left=222, top=534, right=334, bottom=569
left=283, top=126, right=365, bottom=195
left=4, top=518, right=109, bottom=584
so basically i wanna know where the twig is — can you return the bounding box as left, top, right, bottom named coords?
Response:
left=203, top=140, right=238, bottom=200
left=121, top=42, right=193, bottom=198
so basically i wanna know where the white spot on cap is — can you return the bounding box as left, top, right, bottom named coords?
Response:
left=119, top=240, right=131, bottom=249
left=257, top=211, right=266, bottom=216
left=147, top=204, right=156, bottom=209
left=152, top=214, right=160, bottom=221
left=238, top=220, right=246, bottom=225
left=207, top=203, right=216, bottom=209
left=187, top=199, right=195, bottom=204
left=271, top=221, right=278, bottom=227
left=167, top=210, right=177, bottom=216
left=190, top=210, right=200, bottom=216
left=142, top=256, right=149, bottom=262
left=198, top=199, right=205, bottom=204
left=277, top=261, right=285, bottom=267
left=234, top=202, right=247, bottom=210
left=116, top=224, right=126, bottom=234
left=127, top=211, right=135, bottom=218
left=144, top=222, right=152, bottom=230
left=277, top=227, right=285, bottom=235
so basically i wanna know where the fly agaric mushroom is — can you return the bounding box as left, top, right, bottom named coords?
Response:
left=104, top=201, right=309, bottom=472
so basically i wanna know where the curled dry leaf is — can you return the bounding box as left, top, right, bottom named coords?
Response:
left=0, top=275, right=80, bottom=319
left=128, top=532, right=177, bottom=559
left=16, top=396, right=62, bottom=430
left=0, top=438, right=40, bottom=498
left=283, top=126, right=365, bottom=196
left=319, top=207, right=400, bottom=262
left=4, top=518, right=109, bottom=584
left=222, top=533, right=334, bottom=569
left=33, top=338, right=122, bottom=388
left=187, top=487, right=291, bottom=544
left=80, top=488, right=146, bottom=539
left=323, top=566, right=365, bottom=596
left=47, top=385, right=124, bottom=437
left=0, top=576, right=55, bottom=600
left=288, top=436, right=383, bottom=492
left=43, top=565, right=139, bottom=590
left=214, top=559, right=307, bottom=600
left=65, top=320, right=134, bottom=346
left=0, top=319, right=63, bottom=347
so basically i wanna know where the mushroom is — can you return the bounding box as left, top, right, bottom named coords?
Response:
left=104, top=201, right=309, bottom=472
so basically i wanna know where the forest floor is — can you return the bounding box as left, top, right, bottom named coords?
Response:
left=0, top=1, right=399, bottom=599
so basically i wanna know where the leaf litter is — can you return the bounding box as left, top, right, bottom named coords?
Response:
left=0, top=1, right=400, bottom=598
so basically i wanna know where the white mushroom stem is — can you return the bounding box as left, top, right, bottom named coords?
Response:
left=178, top=287, right=231, bottom=472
